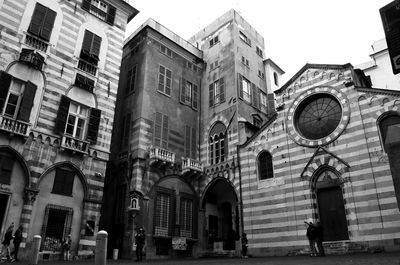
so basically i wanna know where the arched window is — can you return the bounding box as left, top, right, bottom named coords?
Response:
left=273, top=72, right=279, bottom=86
left=258, top=151, right=274, bottom=180
left=379, top=114, right=400, bottom=152
left=209, top=122, right=226, bottom=165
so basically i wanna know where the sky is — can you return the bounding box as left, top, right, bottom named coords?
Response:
left=125, top=0, right=391, bottom=83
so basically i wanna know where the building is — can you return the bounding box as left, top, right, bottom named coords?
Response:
left=238, top=63, right=400, bottom=256
left=102, top=9, right=281, bottom=259
left=0, top=0, right=137, bottom=260
left=356, top=38, right=400, bottom=91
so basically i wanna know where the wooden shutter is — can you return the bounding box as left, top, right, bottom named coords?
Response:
left=63, top=170, right=75, bottom=196
left=165, top=69, right=171, bottom=95
left=106, top=4, right=116, bottom=25
left=17, top=81, right=37, bottom=122
left=219, top=78, right=225, bottom=103
left=209, top=83, right=214, bottom=107
left=267, top=93, right=275, bottom=113
left=0, top=71, right=12, bottom=112
left=81, top=0, right=91, bottom=11
left=82, top=30, right=93, bottom=54
left=154, top=112, right=162, bottom=147
left=251, top=83, right=259, bottom=108
left=191, top=127, right=196, bottom=158
left=162, top=114, right=168, bottom=149
left=180, top=78, right=186, bottom=103
left=192, top=84, right=198, bottom=110
left=54, top=95, right=70, bottom=135
left=185, top=125, right=190, bottom=157
left=0, top=156, right=14, bottom=185
left=91, top=34, right=102, bottom=58
left=87, top=108, right=101, bottom=144
left=28, top=3, right=46, bottom=37
left=126, top=68, right=132, bottom=94
left=40, top=7, right=56, bottom=41
left=238, top=73, right=243, bottom=99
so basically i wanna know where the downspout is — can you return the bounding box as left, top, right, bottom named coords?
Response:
left=236, top=145, right=244, bottom=235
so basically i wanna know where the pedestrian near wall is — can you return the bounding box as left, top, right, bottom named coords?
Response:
left=134, top=228, right=146, bottom=262
left=241, top=233, right=248, bottom=258
left=1, top=223, right=14, bottom=261
left=314, top=221, right=325, bottom=256
left=305, top=219, right=318, bottom=257
left=62, top=234, right=72, bottom=261
left=11, top=225, right=23, bottom=262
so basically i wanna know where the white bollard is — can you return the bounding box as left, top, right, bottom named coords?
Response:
left=95, top=230, right=108, bottom=265
left=29, top=235, right=41, bottom=265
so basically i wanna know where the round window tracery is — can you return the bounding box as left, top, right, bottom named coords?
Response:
left=295, top=94, right=342, bottom=140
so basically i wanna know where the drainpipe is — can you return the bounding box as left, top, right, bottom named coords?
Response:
left=236, top=145, right=244, bottom=235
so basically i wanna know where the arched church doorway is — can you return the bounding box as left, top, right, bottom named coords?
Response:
left=315, top=169, right=349, bottom=241
left=202, top=178, right=239, bottom=251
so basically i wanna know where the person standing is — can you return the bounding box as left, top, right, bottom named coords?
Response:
left=314, top=221, right=325, bottom=256
left=134, top=228, right=145, bottom=262
left=11, top=225, right=22, bottom=262
left=305, top=219, right=318, bottom=257
left=62, top=234, right=72, bottom=261
left=241, top=233, right=248, bottom=258
left=1, top=223, right=14, bottom=261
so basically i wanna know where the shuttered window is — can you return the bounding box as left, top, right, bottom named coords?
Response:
left=209, top=78, right=225, bottom=107
left=52, top=168, right=75, bottom=196
left=158, top=65, right=172, bottom=96
left=0, top=154, right=14, bottom=185
left=154, top=112, right=168, bottom=149
left=81, top=0, right=117, bottom=25
left=28, top=3, right=56, bottom=42
left=154, top=192, right=171, bottom=237
left=180, top=197, right=193, bottom=238
left=80, top=30, right=102, bottom=66
left=180, top=78, right=198, bottom=110
left=126, top=66, right=137, bottom=94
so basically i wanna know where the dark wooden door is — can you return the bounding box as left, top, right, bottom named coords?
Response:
left=0, top=194, right=9, bottom=230
left=317, top=186, right=349, bottom=241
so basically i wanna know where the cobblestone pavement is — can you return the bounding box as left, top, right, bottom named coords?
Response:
left=5, top=253, right=400, bottom=265
left=4, top=252, right=400, bottom=265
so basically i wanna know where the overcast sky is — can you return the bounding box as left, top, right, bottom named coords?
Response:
left=126, top=0, right=391, bottom=83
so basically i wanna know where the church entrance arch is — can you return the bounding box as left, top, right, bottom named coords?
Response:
left=315, top=169, right=349, bottom=241
left=202, top=177, right=239, bottom=251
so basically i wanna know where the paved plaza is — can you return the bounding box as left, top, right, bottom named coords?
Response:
left=7, top=252, right=397, bottom=265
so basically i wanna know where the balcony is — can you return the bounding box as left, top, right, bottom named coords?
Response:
left=25, top=34, right=49, bottom=52
left=182, top=158, right=203, bottom=173
left=0, top=115, right=31, bottom=137
left=149, top=146, right=175, bottom=167
left=61, top=135, right=89, bottom=154
left=19, top=49, right=45, bottom=70
left=77, top=59, right=97, bottom=76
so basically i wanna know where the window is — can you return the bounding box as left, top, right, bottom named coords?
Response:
left=158, top=65, right=172, bottom=96
left=260, top=91, right=268, bottom=113
left=28, top=3, right=56, bottom=42
left=258, top=70, right=265, bottom=79
left=274, top=72, right=279, bottom=86
left=126, top=66, right=137, bottom=94
left=379, top=114, right=400, bottom=152
left=209, top=35, right=219, bottom=47
left=256, top=46, right=263, bottom=57
left=180, top=197, right=193, bottom=238
left=180, top=78, right=198, bottom=110
left=185, top=126, right=197, bottom=158
left=75, top=73, right=95, bottom=93
left=55, top=95, right=101, bottom=144
left=239, top=31, right=251, bottom=46
left=160, top=45, right=173, bottom=57
left=121, top=113, right=131, bottom=148
left=241, top=56, right=249, bottom=67
left=81, top=0, right=116, bottom=25
left=85, top=220, right=95, bottom=236
left=0, top=154, right=14, bottom=185
left=209, top=122, right=226, bottom=164
left=154, top=112, right=168, bottom=149
left=210, top=60, right=219, bottom=71
left=253, top=116, right=262, bottom=127
left=80, top=30, right=102, bottom=69
left=209, top=78, right=225, bottom=107
left=0, top=71, right=37, bottom=123
left=52, top=168, right=75, bottom=196
left=242, top=77, right=251, bottom=102
left=154, top=191, right=172, bottom=237
left=258, top=151, right=274, bottom=180
left=41, top=205, right=73, bottom=251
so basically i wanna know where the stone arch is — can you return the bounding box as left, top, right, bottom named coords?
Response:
left=200, top=176, right=239, bottom=210
left=38, top=161, right=88, bottom=200
left=0, top=145, right=31, bottom=188
left=381, top=97, right=390, bottom=106
left=203, top=115, right=229, bottom=142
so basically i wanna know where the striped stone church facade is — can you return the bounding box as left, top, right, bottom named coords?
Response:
left=238, top=63, right=400, bottom=256
left=0, top=0, right=137, bottom=260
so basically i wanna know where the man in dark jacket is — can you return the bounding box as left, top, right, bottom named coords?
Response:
left=305, top=219, right=318, bottom=257
left=1, top=223, right=14, bottom=261
left=134, top=228, right=145, bottom=261
left=314, top=222, right=325, bottom=256
left=11, top=225, right=23, bottom=262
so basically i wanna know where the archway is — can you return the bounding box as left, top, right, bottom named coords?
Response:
left=314, top=169, right=348, bottom=241
left=202, top=178, right=239, bottom=251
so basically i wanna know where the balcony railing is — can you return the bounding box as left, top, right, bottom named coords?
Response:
left=149, top=146, right=175, bottom=164
left=61, top=135, right=89, bottom=154
left=77, top=59, right=97, bottom=76
left=182, top=157, right=203, bottom=173
left=25, top=34, right=49, bottom=52
left=0, top=115, right=31, bottom=137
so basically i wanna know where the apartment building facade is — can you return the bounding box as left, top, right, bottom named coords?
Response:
left=0, top=0, right=137, bottom=260
left=102, top=9, right=283, bottom=259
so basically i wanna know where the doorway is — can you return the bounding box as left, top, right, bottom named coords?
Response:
left=315, top=170, right=348, bottom=241
left=0, top=194, right=9, bottom=231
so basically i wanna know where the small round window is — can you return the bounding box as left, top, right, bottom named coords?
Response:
left=294, top=94, right=342, bottom=140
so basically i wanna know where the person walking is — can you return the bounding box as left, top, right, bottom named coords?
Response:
left=314, top=221, right=325, bottom=256
left=11, top=225, right=22, bottom=262
left=62, top=234, right=72, bottom=261
left=1, top=223, right=14, bottom=261
left=134, top=228, right=146, bottom=262
left=305, top=219, right=318, bottom=257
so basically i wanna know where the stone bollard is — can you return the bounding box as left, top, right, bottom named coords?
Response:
left=29, top=235, right=41, bottom=265
left=95, top=230, right=108, bottom=265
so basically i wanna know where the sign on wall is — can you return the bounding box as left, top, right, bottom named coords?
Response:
left=172, top=237, right=187, bottom=250
left=380, top=1, right=400, bottom=74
